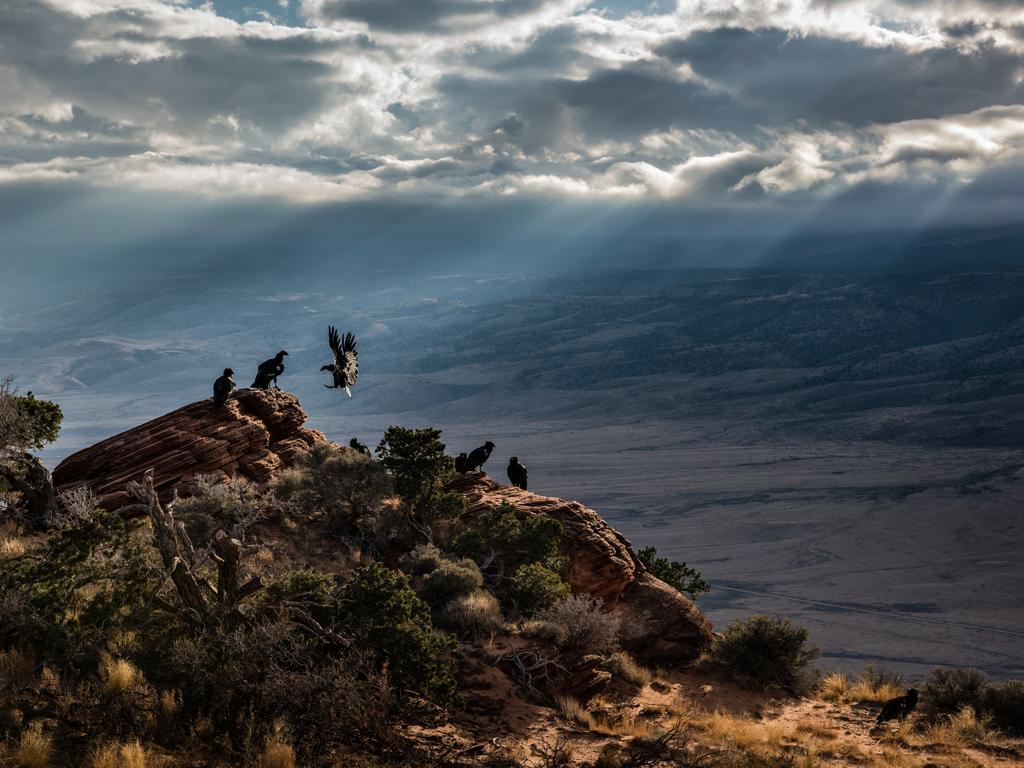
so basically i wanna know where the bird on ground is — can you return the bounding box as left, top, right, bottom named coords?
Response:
left=252, top=351, right=288, bottom=389
left=507, top=456, right=528, bottom=489
left=349, top=437, right=371, bottom=456
left=213, top=368, right=235, bottom=406
left=464, top=441, right=495, bottom=473
left=876, top=689, right=918, bottom=726
left=321, top=326, right=359, bottom=397
left=454, top=453, right=468, bottom=473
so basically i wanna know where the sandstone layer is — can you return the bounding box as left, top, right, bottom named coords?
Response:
left=53, top=389, right=325, bottom=511
left=447, top=473, right=714, bottom=662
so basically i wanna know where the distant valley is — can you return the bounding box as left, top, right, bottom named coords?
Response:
left=4, top=268, right=1023, bottom=678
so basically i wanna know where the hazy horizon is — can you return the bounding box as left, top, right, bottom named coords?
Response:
left=4, top=0, right=1024, bottom=683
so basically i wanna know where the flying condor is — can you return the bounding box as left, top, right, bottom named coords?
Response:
left=321, top=325, right=359, bottom=398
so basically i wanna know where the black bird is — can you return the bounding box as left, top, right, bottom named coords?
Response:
left=876, top=689, right=918, bottom=725
left=321, top=326, right=359, bottom=397
left=213, top=368, right=235, bottom=406
left=464, top=441, right=495, bottom=473
left=349, top=437, right=371, bottom=456
left=507, top=456, right=528, bottom=490
left=252, top=351, right=288, bottom=389
left=454, top=452, right=468, bottom=474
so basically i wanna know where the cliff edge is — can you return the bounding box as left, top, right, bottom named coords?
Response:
left=448, top=473, right=714, bottom=662
left=52, top=389, right=325, bottom=511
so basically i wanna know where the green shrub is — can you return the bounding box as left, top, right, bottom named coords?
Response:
left=0, top=380, right=62, bottom=521
left=402, top=544, right=444, bottom=576
left=449, top=528, right=487, bottom=561
left=176, top=476, right=266, bottom=544
left=508, top=563, right=570, bottom=616
left=0, top=385, right=62, bottom=452
left=264, top=569, right=338, bottom=625
left=338, top=563, right=456, bottom=702
left=273, top=444, right=390, bottom=536
left=712, top=615, right=819, bottom=692
left=419, top=559, right=483, bottom=607
left=0, top=510, right=159, bottom=660
left=164, top=621, right=395, bottom=757
left=376, top=427, right=452, bottom=511
left=636, top=546, right=709, bottom=599
left=452, top=503, right=563, bottom=569
left=983, top=680, right=1024, bottom=736
left=921, top=667, right=990, bottom=722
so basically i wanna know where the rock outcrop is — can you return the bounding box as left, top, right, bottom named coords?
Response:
left=53, top=389, right=325, bottom=511
left=447, top=473, right=714, bottom=662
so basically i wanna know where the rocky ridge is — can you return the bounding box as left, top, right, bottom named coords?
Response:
left=448, top=473, right=714, bottom=662
left=53, top=390, right=713, bottom=662
left=52, top=389, right=325, bottom=511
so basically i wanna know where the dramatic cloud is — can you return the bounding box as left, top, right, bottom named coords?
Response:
left=1, top=0, right=1023, bottom=226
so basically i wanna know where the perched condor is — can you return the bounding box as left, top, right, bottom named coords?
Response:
left=252, top=351, right=288, bottom=389
left=507, top=456, right=528, bottom=490
left=454, top=452, right=468, bottom=474
left=876, top=689, right=918, bottom=725
left=212, top=368, right=235, bottom=406
left=349, top=437, right=371, bottom=456
left=321, top=326, right=359, bottom=397
left=464, top=441, right=495, bottom=473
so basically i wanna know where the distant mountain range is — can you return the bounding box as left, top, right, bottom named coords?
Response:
left=6, top=268, right=1024, bottom=452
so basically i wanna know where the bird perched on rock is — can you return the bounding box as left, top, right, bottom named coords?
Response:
left=349, top=437, right=371, bottom=456
left=252, top=351, right=288, bottom=389
left=454, top=452, right=468, bottom=473
left=876, top=689, right=918, bottom=725
left=212, top=368, right=235, bottom=406
left=464, top=441, right=495, bottom=472
left=507, top=456, right=528, bottom=489
left=321, top=326, right=359, bottom=397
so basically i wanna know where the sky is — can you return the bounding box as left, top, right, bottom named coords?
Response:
left=3, top=0, right=1024, bottom=275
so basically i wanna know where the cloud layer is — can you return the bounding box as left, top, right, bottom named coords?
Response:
left=2, top=0, right=1023, bottom=218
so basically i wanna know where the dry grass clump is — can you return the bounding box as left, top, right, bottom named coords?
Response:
left=793, top=717, right=869, bottom=761
left=922, top=706, right=990, bottom=748
left=87, top=739, right=151, bottom=768
left=0, top=534, right=27, bottom=558
left=101, top=656, right=144, bottom=696
left=603, top=651, right=652, bottom=687
left=817, top=672, right=850, bottom=702
left=696, top=711, right=792, bottom=753
left=869, top=748, right=924, bottom=768
left=875, top=717, right=915, bottom=746
left=442, top=590, right=505, bottom=638
left=262, top=738, right=296, bottom=768
left=554, top=696, right=651, bottom=738
left=105, top=629, right=140, bottom=657
left=12, top=723, right=53, bottom=768
left=0, top=521, right=34, bottom=558
left=157, top=690, right=180, bottom=721
left=794, top=717, right=834, bottom=740
left=556, top=695, right=596, bottom=730
left=818, top=666, right=904, bottom=704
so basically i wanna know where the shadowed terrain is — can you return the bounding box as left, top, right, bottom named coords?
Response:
left=4, top=268, right=1023, bottom=677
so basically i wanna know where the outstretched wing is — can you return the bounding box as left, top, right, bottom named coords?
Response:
left=338, top=331, right=359, bottom=386
left=328, top=325, right=342, bottom=358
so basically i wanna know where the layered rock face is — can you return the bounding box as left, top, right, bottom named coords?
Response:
left=447, top=473, right=714, bottom=662
left=53, top=389, right=325, bottom=511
